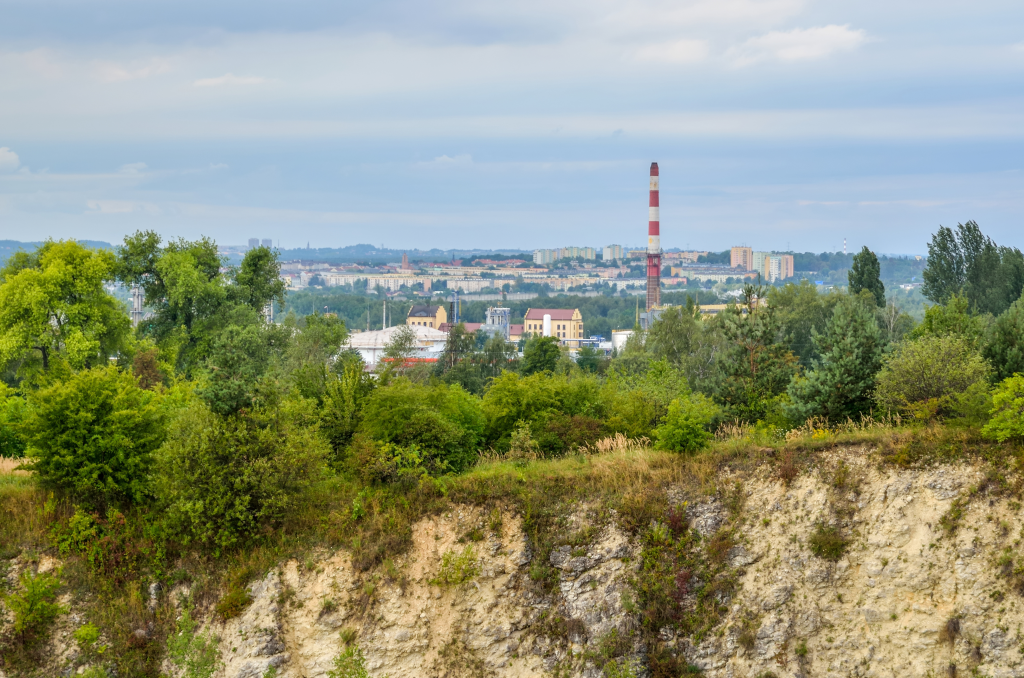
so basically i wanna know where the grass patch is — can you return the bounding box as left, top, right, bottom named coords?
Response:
left=430, top=546, right=480, bottom=587
left=808, top=524, right=848, bottom=561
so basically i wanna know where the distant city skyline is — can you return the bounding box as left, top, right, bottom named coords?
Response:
left=1, top=0, right=1021, bottom=253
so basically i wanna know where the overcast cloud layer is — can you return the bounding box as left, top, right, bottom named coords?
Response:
left=0, top=0, right=1021, bottom=253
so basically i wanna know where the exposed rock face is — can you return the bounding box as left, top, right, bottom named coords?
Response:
left=675, top=457, right=1024, bottom=678
left=13, top=450, right=1024, bottom=678
left=211, top=506, right=638, bottom=678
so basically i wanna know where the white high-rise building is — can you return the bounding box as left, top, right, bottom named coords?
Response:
left=603, top=245, right=624, bottom=261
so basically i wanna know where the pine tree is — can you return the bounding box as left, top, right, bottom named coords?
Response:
left=848, top=246, right=885, bottom=307
left=786, top=295, right=883, bottom=422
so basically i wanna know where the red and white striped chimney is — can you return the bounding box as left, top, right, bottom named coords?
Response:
left=646, top=162, right=661, bottom=311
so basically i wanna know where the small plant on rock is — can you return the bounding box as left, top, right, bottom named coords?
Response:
left=430, top=546, right=480, bottom=587
left=327, top=646, right=371, bottom=678
left=808, top=524, right=848, bottom=561
left=74, top=622, right=106, bottom=658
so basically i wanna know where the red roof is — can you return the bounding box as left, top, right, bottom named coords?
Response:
left=524, top=309, right=577, bottom=320
left=438, top=322, right=483, bottom=333
left=509, top=324, right=524, bottom=335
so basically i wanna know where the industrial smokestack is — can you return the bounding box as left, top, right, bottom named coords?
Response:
left=646, top=162, right=661, bottom=311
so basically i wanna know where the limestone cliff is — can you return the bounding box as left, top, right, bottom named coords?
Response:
left=7, top=444, right=1024, bottom=678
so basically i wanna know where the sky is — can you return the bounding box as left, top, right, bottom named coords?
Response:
left=0, top=0, right=1022, bottom=254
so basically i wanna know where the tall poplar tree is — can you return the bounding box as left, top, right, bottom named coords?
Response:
left=848, top=246, right=885, bottom=307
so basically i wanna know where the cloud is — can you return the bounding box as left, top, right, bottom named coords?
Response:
left=93, top=58, right=171, bottom=83
left=418, top=154, right=473, bottom=167
left=119, top=162, right=147, bottom=174
left=85, top=199, right=160, bottom=214
left=635, top=39, right=709, bottom=64
left=0, top=147, right=20, bottom=172
left=193, top=73, right=267, bottom=87
left=728, top=24, right=867, bottom=67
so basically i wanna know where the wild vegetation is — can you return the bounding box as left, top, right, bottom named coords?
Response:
left=0, top=223, right=1022, bottom=677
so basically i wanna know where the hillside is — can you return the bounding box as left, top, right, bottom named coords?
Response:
left=4, top=425, right=1024, bottom=678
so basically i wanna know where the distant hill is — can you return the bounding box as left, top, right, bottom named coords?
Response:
left=0, top=240, right=115, bottom=267
left=275, top=244, right=529, bottom=264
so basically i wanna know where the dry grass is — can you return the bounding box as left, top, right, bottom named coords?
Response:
left=0, top=456, right=30, bottom=475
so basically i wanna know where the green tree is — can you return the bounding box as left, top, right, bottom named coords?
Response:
left=116, top=231, right=226, bottom=373
left=380, top=325, right=418, bottom=371
left=156, top=400, right=327, bottom=550
left=874, top=335, right=990, bottom=419
left=576, top=346, right=602, bottom=373
left=645, top=302, right=724, bottom=386
left=983, top=292, right=1024, bottom=382
left=769, top=280, right=843, bottom=367
left=283, top=312, right=348, bottom=403
left=913, top=293, right=987, bottom=347
left=320, top=356, right=375, bottom=454
left=786, top=296, right=883, bottom=422
left=227, top=245, right=287, bottom=312
left=982, top=374, right=1024, bottom=443
left=522, top=336, right=561, bottom=375
left=197, top=319, right=289, bottom=416
left=713, top=287, right=798, bottom=422
left=922, top=221, right=1024, bottom=315
left=21, top=366, right=165, bottom=505
left=0, top=240, right=129, bottom=376
left=653, top=394, right=720, bottom=453
left=848, top=246, right=885, bottom=307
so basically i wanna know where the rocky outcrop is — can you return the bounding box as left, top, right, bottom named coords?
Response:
left=209, top=506, right=639, bottom=678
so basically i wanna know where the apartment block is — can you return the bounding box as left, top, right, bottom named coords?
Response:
left=533, top=249, right=562, bottom=265
left=562, top=246, right=596, bottom=260
left=730, top=246, right=753, bottom=270
left=603, top=245, right=624, bottom=261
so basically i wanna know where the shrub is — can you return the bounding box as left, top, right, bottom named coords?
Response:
left=74, top=622, right=106, bottom=658
left=328, top=646, right=370, bottom=678
left=156, top=400, right=327, bottom=551
left=51, top=507, right=144, bottom=585
left=430, top=546, right=480, bottom=586
left=21, top=366, right=165, bottom=505
left=808, top=524, right=848, bottom=561
left=874, top=335, right=991, bottom=419
left=653, top=395, right=719, bottom=454
left=2, top=569, right=65, bottom=645
left=167, top=603, right=221, bottom=678
left=358, top=379, right=483, bottom=474
left=982, top=374, right=1024, bottom=443
left=0, top=384, right=27, bottom=458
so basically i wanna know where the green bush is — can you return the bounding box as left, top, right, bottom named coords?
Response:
left=156, top=400, right=327, bottom=551
left=21, top=366, right=165, bottom=505
left=430, top=546, right=480, bottom=586
left=982, top=374, right=1024, bottom=443
left=51, top=507, right=145, bottom=585
left=328, top=646, right=371, bottom=678
left=74, top=622, right=106, bottom=658
left=808, top=524, right=848, bottom=561
left=0, top=384, right=27, bottom=458
left=167, top=603, right=221, bottom=678
left=2, top=569, right=65, bottom=645
left=654, top=394, right=720, bottom=453
left=874, top=335, right=991, bottom=420
left=358, top=378, right=483, bottom=474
